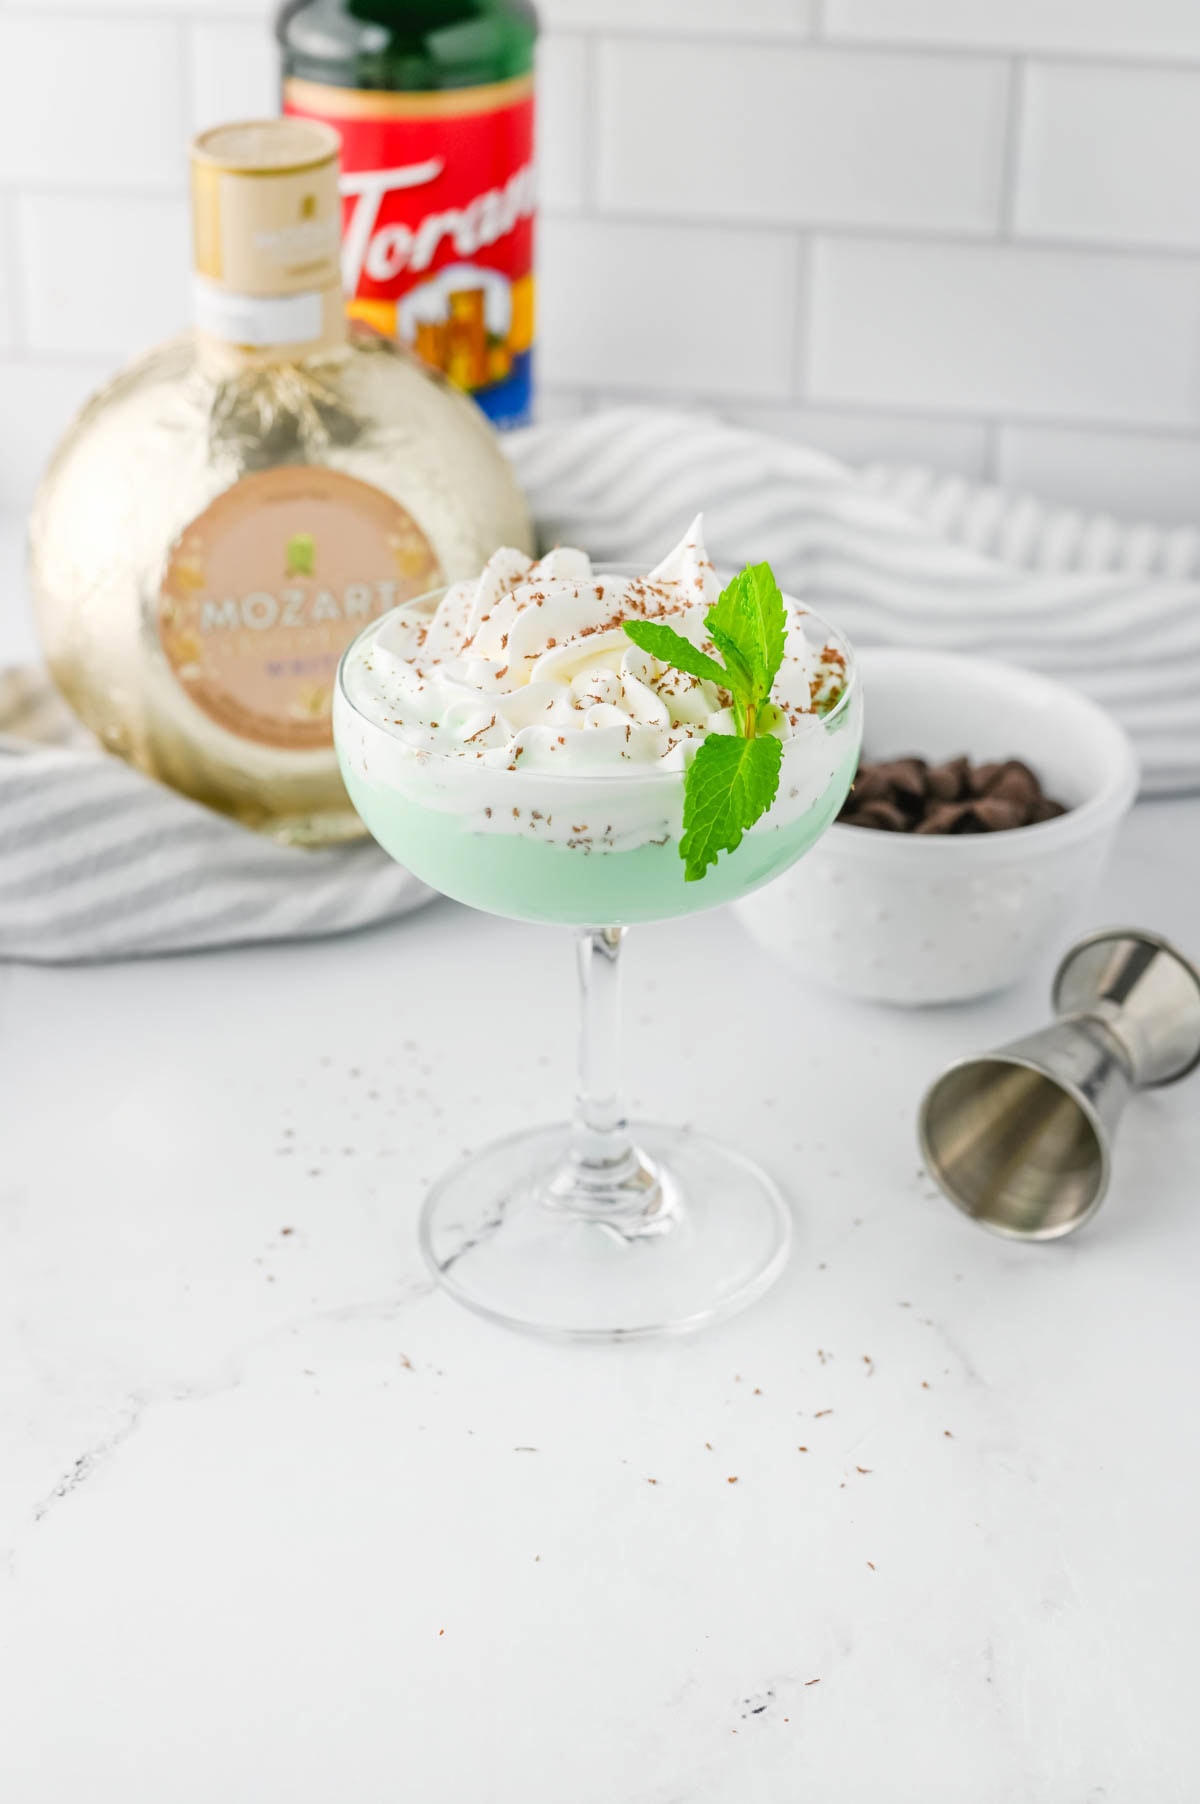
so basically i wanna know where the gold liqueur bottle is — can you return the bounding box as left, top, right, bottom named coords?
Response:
left=30, top=118, right=533, bottom=845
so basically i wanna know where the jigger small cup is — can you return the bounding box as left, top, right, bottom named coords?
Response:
left=918, top=928, right=1200, bottom=1240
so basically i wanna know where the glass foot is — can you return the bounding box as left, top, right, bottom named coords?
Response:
left=419, top=1122, right=792, bottom=1341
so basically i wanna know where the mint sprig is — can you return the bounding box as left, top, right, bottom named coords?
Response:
left=624, top=561, right=789, bottom=881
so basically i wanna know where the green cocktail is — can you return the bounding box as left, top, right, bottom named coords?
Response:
left=335, top=524, right=861, bottom=1338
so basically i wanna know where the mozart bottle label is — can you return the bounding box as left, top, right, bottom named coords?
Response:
left=159, top=467, right=441, bottom=750
left=283, top=76, right=536, bottom=429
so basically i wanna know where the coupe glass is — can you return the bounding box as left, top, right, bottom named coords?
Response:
left=334, top=579, right=861, bottom=1339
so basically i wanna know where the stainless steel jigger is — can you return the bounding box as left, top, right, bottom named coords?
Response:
left=919, top=928, right=1200, bottom=1240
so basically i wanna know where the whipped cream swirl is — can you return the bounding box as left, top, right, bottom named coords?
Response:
left=341, top=518, right=843, bottom=775
left=337, top=520, right=854, bottom=853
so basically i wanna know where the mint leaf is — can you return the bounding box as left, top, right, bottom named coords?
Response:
left=703, top=621, right=755, bottom=709
left=704, top=563, right=787, bottom=705
left=620, top=558, right=793, bottom=880
left=679, top=732, right=783, bottom=882
left=622, top=618, right=732, bottom=692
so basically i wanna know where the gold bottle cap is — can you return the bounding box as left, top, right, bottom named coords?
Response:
left=192, top=118, right=342, bottom=178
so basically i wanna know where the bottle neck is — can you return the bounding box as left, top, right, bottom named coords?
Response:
left=193, top=277, right=346, bottom=369
left=190, top=119, right=346, bottom=369
left=278, top=0, right=538, bottom=91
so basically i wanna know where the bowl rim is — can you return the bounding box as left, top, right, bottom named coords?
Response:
left=825, top=645, right=1139, bottom=860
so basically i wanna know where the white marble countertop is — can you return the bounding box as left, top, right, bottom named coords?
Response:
left=3, top=514, right=1200, bottom=1800
left=1, top=790, right=1198, bottom=1802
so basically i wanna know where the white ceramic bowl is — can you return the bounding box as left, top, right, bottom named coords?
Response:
left=735, top=647, right=1139, bottom=1005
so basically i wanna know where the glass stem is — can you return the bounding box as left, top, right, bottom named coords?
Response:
left=572, top=925, right=635, bottom=1176
left=551, top=926, right=659, bottom=1216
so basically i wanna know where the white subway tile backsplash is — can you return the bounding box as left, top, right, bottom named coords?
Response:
left=723, top=404, right=990, bottom=478
left=0, top=17, right=185, bottom=190
left=0, top=361, right=115, bottom=509
left=0, top=6, right=1199, bottom=530
left=808, top=238, right=1200, bottom=428
left=538, top=36, right=589, bottom=212
left=190, top=21, right=279, bottom=133
left=540, top=0, right=813, bottom=35
left=19, top=195, right=191, bottom=358
left=997, top=424, right=1200, bottom=528
left=1017, top=63, right=1200, bottom=250
left=598, top=41, right=1007, bottom=234
left=824, top=0, right=1200, bottom=60
left=539, top=217, right=797, bottom=397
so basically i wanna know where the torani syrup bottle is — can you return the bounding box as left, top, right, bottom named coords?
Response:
left=278, top=0, right=538, bottom=428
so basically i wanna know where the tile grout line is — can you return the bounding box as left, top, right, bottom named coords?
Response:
left=541, top=205, right=1200, bottom=267
left=579, top=31, right=600, bottom=214
left=982, top=421, right=1002, bottom=484
left=561, top=22, right=1200, bottom=71
left=526, top=368, right=1200, bottom=439
left=998, top=56, right=1026, bottom=237
left=0, top=181, right=188, bottom=202
left=798, top=34, right=1200, bottom=74
left=792, top=233, right=812, bottom=403
left=179, top=13, right=198, bottom=141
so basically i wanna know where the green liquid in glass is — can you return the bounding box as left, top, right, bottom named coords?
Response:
left=344, top=743, right=858, bottom=927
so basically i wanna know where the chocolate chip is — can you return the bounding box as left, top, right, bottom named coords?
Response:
left=986, top=760, right=1042, bottom=806
left=971, top=796, right=1026, bottom=832
left=848, top=799, right=910, bottom=831
left=878, top=757, right=928, bottom=802
left=926, top=756, right=970, bottom=802
left=914, top=802, right=973, bottom=834
left=851, top=766, right=894, bottom=804
left=1026, top=795, right=1068, bottom=824
left=967, top=761, right=1004, bottom=797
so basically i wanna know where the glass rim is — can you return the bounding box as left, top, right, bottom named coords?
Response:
left=335, top=566, right=859, bottom=784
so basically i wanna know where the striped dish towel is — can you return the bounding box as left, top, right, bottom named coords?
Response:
left=508, top=409, right=1200, bottom=796
left=4, top=405, right=1197, bottom=962
left=0, top=671, right=432, bottom=962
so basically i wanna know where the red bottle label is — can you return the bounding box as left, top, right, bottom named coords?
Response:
left=284, top=76, right=535, bottom=427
